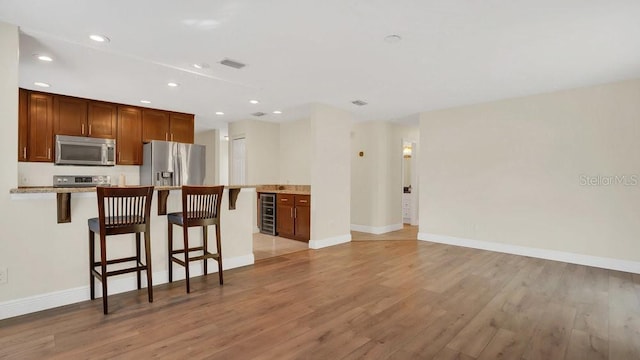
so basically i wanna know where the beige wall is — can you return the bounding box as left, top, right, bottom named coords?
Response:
left=279, top=118, right=311, bottom=185
left=228, top=120, right=280, bottom=185
left=350, top=121, right=418, bottom=230
left=0, top=22, right=20, bottom=300
left=419, top=79, right=640, bottom=262
left=194, top=129, right=218, bottom=185
left=309, top=104, right=352, bottom=246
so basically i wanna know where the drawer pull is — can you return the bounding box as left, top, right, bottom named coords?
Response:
left=299, top=200, right=308, bottom=203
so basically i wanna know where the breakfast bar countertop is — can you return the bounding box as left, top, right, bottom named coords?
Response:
left=9, top=185, right=251, bottom=194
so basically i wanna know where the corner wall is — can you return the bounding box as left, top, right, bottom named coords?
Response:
left=309, top=104, right=352, bottom=248
left=419, top=79, right=640, bottom=269
left=350, top=121, right=418, bottom=233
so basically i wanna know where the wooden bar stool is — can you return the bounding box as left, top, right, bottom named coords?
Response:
left=168, top=185, right=224, bottom=293
left=88, top=186, right=154, bottom=314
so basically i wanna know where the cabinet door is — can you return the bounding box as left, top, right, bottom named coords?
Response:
left=117, top=106, right=143, bottom=165
left=276, top=194, right=295, bottom=238
left=18, top=89, right=28, bottom=161
left=88, top=102, right=117, bottom=139
left=169, top=113, right=194, bottom=143
left=28, top=93, right=54, bottom=162
left=142, top=109, right=170, bottom=142
left=54, top=95, right=87, bottom=136
left=294, top=195, right=311, bottom=241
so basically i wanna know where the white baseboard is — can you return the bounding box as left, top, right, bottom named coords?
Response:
left=0, top=253, right=255, bottom=320
left=350, top=223, right=403, bottom=235
left=418, top=232, right=640, bottom=274
left=309, top=234, right=351, bottom=249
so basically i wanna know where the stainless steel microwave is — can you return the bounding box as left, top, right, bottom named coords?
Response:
left=55, top=135, right=116, bottom=166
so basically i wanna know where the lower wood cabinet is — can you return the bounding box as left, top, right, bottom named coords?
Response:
left=276, top=194, right=310, bottom=241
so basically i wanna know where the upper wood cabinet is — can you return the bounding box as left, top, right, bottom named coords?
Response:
left=142, top=109, right=170, bottom=142
left=18, top=88, right=195, bottom=164
left=169, top=113, right=194, bottom=143
left=54, top=96, right=87, bottom=137
left=142, top=110, right=194, bottom=143
left=54, top=95, right=116, bottom=139
left=117, top=106, right=143, bottom=165
left=27, top=92, right=55, bottom=162
left=87, top=102, right=117, bottom=139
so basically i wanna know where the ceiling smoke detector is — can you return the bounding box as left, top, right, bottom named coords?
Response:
left=219, top=58, right=246, bottom=69
left=351, top=100, right=368, bottom=106
left=251, top=112, right=267, bottom=117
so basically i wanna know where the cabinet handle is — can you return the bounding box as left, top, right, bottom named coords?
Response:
left=299, top=200, right=308, bottom=203
left=118, top=152, right=121, bottom=162
left=81, top=124, right=85, bottom=135
left=23, top=147, right=26, bottom=159
left=165, top=133, right=168, bottom=141
left=171, top=133, right=174, bottom=141
left=47, top=148, right=51, bottom=159
left=290, top=208, right=293, bottom=218
left=294, top=208, right=297, bottom=219
left=89, top=124, right=92, bottom=135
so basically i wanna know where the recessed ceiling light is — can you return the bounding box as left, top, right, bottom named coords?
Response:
left=215, top=112, right=224, bottom=115
left=140, top=100, right=151, bottom=104
left=167, top=82, right=179, bottom=87
left=34, top=82, right=50, bottom=88
left=89, top=34, right=110, bottom=43
left=193, top=63, right=210, bottom=69
left=249, top=100, right=259, bottom=104
left=384, top=34, right=402, bottom=44
left=273, top=110, right=282, bottom=114
left=35, top=55, right=53, bottom=62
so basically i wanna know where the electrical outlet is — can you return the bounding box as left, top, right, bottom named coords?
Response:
left=0, top=267, right=7, bottom=284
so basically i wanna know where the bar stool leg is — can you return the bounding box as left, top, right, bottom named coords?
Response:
left=183, top=225, right=191, bottom=293
left=136, top=233, right=141, bottom=290
left=89, top=230, right=95, bottom=300
left=99, top=233, right=109, bottom=315
left=168, top=222, right=173, bottom=283
left=203, top=226, right=208, bottom=275
left=215, top=224, right=223, bottom=285
left=145, top=231, right=153, bottom=302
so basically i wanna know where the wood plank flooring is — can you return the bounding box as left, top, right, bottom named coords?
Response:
left=253, top=232, right=309, bottom=261
left=1, top=235, right=639, bottom=359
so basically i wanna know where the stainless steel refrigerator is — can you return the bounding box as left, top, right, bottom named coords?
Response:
left=140, top=141, right=206, bottom=186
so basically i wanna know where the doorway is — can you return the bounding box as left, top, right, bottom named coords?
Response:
left=401, top=140, right=418, bottom=226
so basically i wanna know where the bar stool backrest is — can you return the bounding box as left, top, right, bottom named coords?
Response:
left=97, top=186, right=154, bottom=235
left=181, top=185, right=224, bottom=227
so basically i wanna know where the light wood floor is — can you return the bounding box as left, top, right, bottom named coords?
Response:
left=352, top=224, right=418, bottom=241
left=253, top=232, right=309, bottom=261
left=2, top=237, right=639, bottom=359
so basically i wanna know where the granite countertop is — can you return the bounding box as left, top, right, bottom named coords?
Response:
left=256, top=184, right=311, bottom=195
left=10, top=185, right=252, bottom=194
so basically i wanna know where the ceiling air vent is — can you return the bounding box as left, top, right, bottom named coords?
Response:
left=219, top=58, right=246, bottom=69
left=251, top=112, right=267, bottom=117
left=352, top=100, right=368, bottom=106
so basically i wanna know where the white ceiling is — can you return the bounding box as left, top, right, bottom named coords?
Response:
left=1, top=0, right=639, bottom=130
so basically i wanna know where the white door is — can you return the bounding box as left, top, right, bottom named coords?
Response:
left=231, top=137, right=246, bottom=185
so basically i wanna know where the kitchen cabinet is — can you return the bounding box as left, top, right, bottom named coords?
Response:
left=18, top=89, right=28, bottom=161
left=87, top=102, right=117, bottom=139
left=142, top=111, right=194, bottom=143
left=117, top=106, right=143, bottom=165
left=54, top=96, right=87, bottom=137
left=18, top=88, right=194, bottom=164
left=169, top=113, right=194, bottom=143
left=54, top=96, right=117, bottom=139
left=142, top=109, right=170, bottom=142
left=23, top=92, right=55, bottom=162
left=276, top=194, right=310, bottom=241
